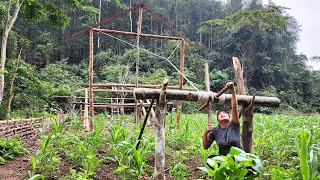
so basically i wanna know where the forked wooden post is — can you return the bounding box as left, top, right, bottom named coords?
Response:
left=204, top=63, right=213, bottom=124
left=232, top=57, right=253, bottom=153
left=177, top=40, right=184, bottom=123
left=153, top=79, right=168, bottom=180
left=89, top=29, right=94, bottom=130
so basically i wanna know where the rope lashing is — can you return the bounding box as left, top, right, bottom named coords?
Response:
left=218, top=94, right=226, bottom=105
left=197, top=91, right=211, bottom=104
left=94, top=28, right=199, bottom=91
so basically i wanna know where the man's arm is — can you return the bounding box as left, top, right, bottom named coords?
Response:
left=202, top=124, right=214, bottom=150
left=228, top=82, right=240, bottom=124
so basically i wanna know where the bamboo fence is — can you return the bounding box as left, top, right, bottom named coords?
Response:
left=0, top=117, right=47, bottom=139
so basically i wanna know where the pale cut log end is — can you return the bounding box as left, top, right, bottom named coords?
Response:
left=162, top=79, right=169, bottom=90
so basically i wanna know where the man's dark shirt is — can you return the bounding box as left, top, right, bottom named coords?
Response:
left=207, top=121, right=241, bottom=155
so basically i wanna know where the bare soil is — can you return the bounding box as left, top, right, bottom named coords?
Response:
left=0, top=138, right=204, bottom=180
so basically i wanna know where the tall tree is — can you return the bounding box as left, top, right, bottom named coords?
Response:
left=0, top=0, right=84, bottom=107
left=0, top=0, right=23, bottom=107
left=198, top=5, right=289, bottom=87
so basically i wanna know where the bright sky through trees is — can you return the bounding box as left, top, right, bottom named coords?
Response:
left=264, top=0, right=320, bottom=70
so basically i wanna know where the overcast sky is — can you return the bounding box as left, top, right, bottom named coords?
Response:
left=263, top=0, right=320, bottom=70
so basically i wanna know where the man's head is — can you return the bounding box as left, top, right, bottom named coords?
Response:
left=217, top=110, right=230, bottom=122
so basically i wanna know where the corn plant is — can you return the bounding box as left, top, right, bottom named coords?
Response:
left=169, top=162, right=188, bottom=179
left=264, top=165, right=295, bottom=179
left=28, top=129, right=60, bottom=178
left=106, top=120, right=128, bottom=144
left=295, top=128, right=320, bottom=180
left=61, top=117, right=106, bottom=178
left=127, top=142, right=147, bottom=178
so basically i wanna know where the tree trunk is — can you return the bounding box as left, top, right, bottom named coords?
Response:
left=0, top=0, right=22, bottom=107
left=6, top=48, right=23, bottom=118
left=232, top=57, right=254, bottom=153
left=153, top=80, right=168, bottom=180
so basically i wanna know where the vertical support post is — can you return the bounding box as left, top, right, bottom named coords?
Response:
left=232, top=57, right=253, bottom=153
left=84, top=88, right=90, bottom=130
left=204, top=63, right=212, bottom=124
left=176, top=40, right=184, bottom=123
left=135, top=4, right=143, bottom=123
left=153, top=79, right=168, bottom=180
left=89, top=29, right=94, bottom=130
left=79, top=102, right=83, bottom=120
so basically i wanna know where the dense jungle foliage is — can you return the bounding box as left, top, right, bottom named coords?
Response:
left=1, top=0, right=320, bottom=119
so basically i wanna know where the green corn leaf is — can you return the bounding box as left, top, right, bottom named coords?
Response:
left=198, top=167, right=208, bottom=173
left=309, top=148, right=318, bottom=179
left=295, top=129, right=311, bottom=180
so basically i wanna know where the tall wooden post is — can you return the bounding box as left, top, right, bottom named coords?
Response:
left=89, top=29, right=94, bottom=130
left=153, top=79, right=168, bottom=180
left=135, top=4, right=143, bottom=123
left=84, top=88, right=90, bottom=130
left=232, top=57, right=254, bottom=153
left=176, top=40, right=184, bottom=123
left=204, top=63, right=212, bottom=124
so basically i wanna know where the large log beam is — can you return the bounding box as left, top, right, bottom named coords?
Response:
left=134, top=88, right=280, bottom=107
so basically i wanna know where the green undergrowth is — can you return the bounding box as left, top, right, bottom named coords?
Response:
left=0, top=137, right=25, bottom=165
left=26, top=113, right=320, bottom=179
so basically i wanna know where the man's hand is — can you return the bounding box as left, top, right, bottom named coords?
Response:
left=226, top=82, right=235, bottom=93
left=205, top=124, right=213, bottom=133
left=203, top=124, right=214, bottom=149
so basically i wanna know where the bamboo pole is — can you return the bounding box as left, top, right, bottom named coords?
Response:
left=204, top=63, right=213, bottom=124
left=176, top=40, right=184, bottom=124
left=89, top=29, right=94, bottom=130
left=153, top=79, right=168, bottom=180
left=134, top=88, right=280, bottom=107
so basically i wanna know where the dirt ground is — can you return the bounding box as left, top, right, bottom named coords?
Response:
left=0, top=138, right=203, bottom=180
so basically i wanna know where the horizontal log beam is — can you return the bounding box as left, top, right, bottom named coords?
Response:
left=92, top=28, right=182, bottom=40
left=92, top=89, right=133, bottom=93
left=134, top=88, right=280, bottom=107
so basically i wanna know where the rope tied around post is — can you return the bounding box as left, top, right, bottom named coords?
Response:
left=218, top=94, right=226, bottom=105
left=197, top=91, right=211, bottom=104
